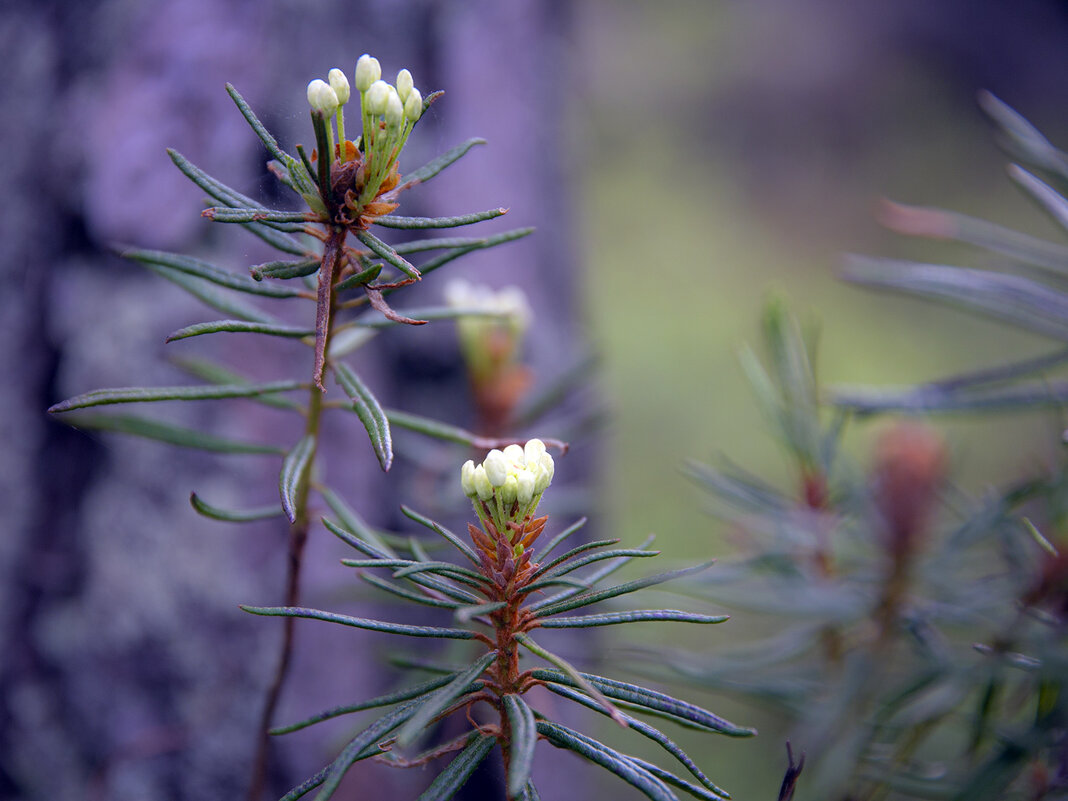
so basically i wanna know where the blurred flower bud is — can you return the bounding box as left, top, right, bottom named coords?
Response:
left=328, top=68, right=351, bottom=104
left=484, top=450, right=509, bottom=487
left=384, top=87, right=404, bottom=128
left=503, top=443, right=525, bottom=465
left=307, top=79, right=338, bottom=115
left=473, top=465, right=493, bottom=501
left=355, top=54, right=381, bottom=92
left=461, top=459, right=477, bottom=498
left=396, top=69, right=414, bottom=102
left=365, top=80, right=390, bottom=116
left=524, top=438, right=547, bottom=465
left=404, top=88, right=423, bottom=122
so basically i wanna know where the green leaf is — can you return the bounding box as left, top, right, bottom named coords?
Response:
left=271, top=672, right=460, bottom=735
left=240, top=605, right=480, bottom=639
left=125, top=248, right=305, bottom=298
left=503, top=694, right=538, bottom=798
left=49, top=380, right=305, bottom=413
left=979, top=91, right=1068, bottom=181
left=241, top=219, right=311, bottom=256
left=536, top=720, right=678, bottom=801
left=519, top=781, right=541, bottom=801
left=166, top=319, right=314, bottom=343
left=385, top=409, right=500, bottom=449
left=279, top=435, right=315, bottom=523
left=527, top=540, right=641, bottom=582
left=531, top=562, right=715, bottom=617
left=141, top=262, right=278, bottom=324
left=373, top=208, right=509, bottom=229
left=167, top=148, right=265, bottom=210
left=532, top=534, right=657, bottom=611
left=416, top=732, right=496, bottom=801
left=1008, top=164, right=1068, bottom=233
left=839, top=255, right=1068, bottom=340
left=332, top=363, right=392, bottom=471
left=400, top=505, right=481, bottom=567
left=516, top=633, right=626, bottom=727
left=355, top=230, right=421, bottom=279
left=226, top=83, right=298, bottom=175
left=391, top=561, right=491, bottom=590
left=454, top=601, right=507, bottom=623
left=401, top=138, right=485, bottom=187
left=203, top=206, right=312, bottom=226
left=535, top=517, right=590, bottom=561
left=629, top=758, right=729, bottom=801
left=170, top=356, right=303, bottom=411
left=391, top=229, right=534, bottom=255
left=396, top=650, right=497, bottom=747
left=831, top=379, right=1068, bottom=415
left=360, top=573, right=462, bottom=610
left=60, top=412, right=282, bottom=454
left=319, top=486, right=397, bottom=557
left=353, top=305, right=514, bottom=329
left=189, top=492, right=284, bottom=522
left=539, top=610, right=729, bottom=629
left=250, top=257, right=321, bottom=281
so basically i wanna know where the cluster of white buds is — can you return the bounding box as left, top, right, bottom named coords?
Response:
left=355, top=54, right=424, bottom=205
left=461, top=440, right=554, bottom=540
left=445, top=279, right=532, bottom=382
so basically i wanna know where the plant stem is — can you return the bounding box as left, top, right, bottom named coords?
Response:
left=246, top=227, right=345, bottom=801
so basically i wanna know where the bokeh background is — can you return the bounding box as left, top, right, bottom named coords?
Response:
left=3, top=1, right=1068, bottom=799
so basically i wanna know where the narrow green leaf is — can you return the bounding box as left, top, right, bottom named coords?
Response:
left=240, top=605, right=480, bottom=639
left=539, top=610, right=729, bottom=629
left=332, top=363, right=392, bottom=471
left=49, top=380, right=305, bottom=413
left=373, top=208, right=508, bottom=229
left=532, top=534, right=658, bottom=611
left=241, top=219, right=311, bottom=256
left=204, top=206, right=312, bottom=226
left=396, top=650, right=497, bottom=747
left=189, top=492, right=284, bottom=522
left=520, top=781, right=541, bottom=801
left=319, top=486, right=397, bottom=557
left=416, top=732, right=496, bottom=801
left=543, top=682, right=729, bottom=799
left=250, top=257, right=321, bottom=281
left=979, top=91, right=1068, bottom=180
left=355, top=229, right=421, bottom=279
left=528, top=539, right=628, bottom=581
left=840, top=255, right=1068, bottom=340
left=536, top=720, right=678, bottom=801
left=503, top=695, right=538, bottom=798
left=361, top=573, right=461, bottom=610
left=385, top=409, right=500, bottom=449
left=455, top=601, right=507, bottom=624
left=391, top=561, right=491, bottom=590
left=535, top=517, right=590, bottom=562
left=142, top=262, right=278, bottom=324
left=125, top=248, right=304, bottom=298
left=629, top=758, right=730, bottom=801
left=170, top=356, right=303, bottom=411
left=516, top=633, right=626, bottom=727
left=61, top=412, right=282, bottom=454
left=400, top=505, right=481, bottom=567
left=332, top=262, right=384, bottom=293
left=168, top=148, right=265, bottom=210
left=1008, top=164, right=1068, bottom=232
left=391, top=228, right=534, bottom=255
left=271, top=672, right=460, bottom=735
left=531, top=562, right=715, bottom=617
left=279, top=435, right=315, bottom=523
left=354, top=305, right=512, bottom=329
left=226, top=83, right=291, bottom=169
left=831, top=379, right=1068, bottom=415
left=400, top=138, right=486, bottom=187
left=166, top=319, right=314, bottom=343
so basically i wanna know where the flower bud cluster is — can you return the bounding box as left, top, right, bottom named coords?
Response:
left=445, top=279, right=532, bottom=383
left=461, top=440, right=554, bottom=549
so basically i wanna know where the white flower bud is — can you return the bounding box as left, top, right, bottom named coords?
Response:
left=535, top=453, right=554, bottom=492
left=444, top=278, right=473, bottom=308
left=396, top=69, right=413, bottom=102
left=307, top=79, right=338, bottom=115
left=355, top=54, right=381, bottom=92
left=503, top=443, right=525, bottom=466
left=461, top=460, right=477, bottom=498
left=501, top=475, right=519, bottom=506
left=524, top=439, right=546, bottom=466
left=404, top=88, right=422, bottom=122
left=365, top=80, right=390, bottom=116
left=517, top=471, right=535, bottom=506
left=384, top=87, right=404, bottom=128
left=473, top=465, right=493, bottom=501
left=483, top=450, right=508, bottom=487
left=328, top=68, right=350, bottom=104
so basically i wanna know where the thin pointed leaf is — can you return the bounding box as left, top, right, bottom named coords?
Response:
left=416, top=732, right=496, bottom=801
left=251, top=257, right=321, bottom=281
left=49, top=380, right=305, bottom=413
left=373, top=208, right=508, bottom=230
left=629, top=759, right=730, bottom=801
left=271, top=672, right=460, bottom=735
left=400, top=138, right=486, bottom=188
left=354, top=305, right=514, bottom=329
left=1008, top=164, right=1068, bottom=232
left=516, top=633, right=626, bottom=726
left=168, top=148, right=265, bottom=210
left=386, top=409, right=568, bottom=453
left=532, top=668, right=756, bottom=737
left=333, top=363, right=392, bottom=471
left=126, top=248, right=304, bottom=298
left=240, top=605, right=479, bottom=639
left=519, top=781, right=541, bottom=801
left=539, top=610, right=729, bottom=629
left=319, top=486, right=397, bottom=557
left=503, top=694, right=537, bottom=798
left=535, top=517, right=590, bottom=562
left=536, top=720, right=678, bottom=801
left=391, top=228, right=534, bottom=255
left=533, top=535, right=657, bottom=610
left=543, top=682, right=729, bottom=799
left=531, top=562, right=715, bottom=617
left=60, top=412, right=282, bottom=454
left=455, top=601, right=507, bottom=623
left=396, top=650, right=497, bottom=747
left=242, top=220, right=311, bottom=256
left=360, top=573, right=462, bottom=610
left=527, top=538, right=621, bottom=581
left=391, top=561, right=491, bottom=590
left=169, top=356, right=303, bottom=411
left=831, top=379, right=1068, bottom=415
left=979, top=91, right=1068, bottom=180
left=226, top=83, right=293, bottom=172
left=203, top=206, right=312, bottom=226
left=189, top=491, right=283, bottom=522
left=142, top=262, right=278, bottom=324
left=279, top=435, right=315, bottom=523
left=840, top=255, right=1068, bottom=340
left=532, top=546, right=660, bottom=585
left=355, top=230, right=421, bottom=279
left=401, top=505, right=481, bottom=567
left=166, top=319, right=314, bottom=343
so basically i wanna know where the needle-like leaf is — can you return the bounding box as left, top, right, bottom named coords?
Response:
left=333, top=363, right=393, bottom=471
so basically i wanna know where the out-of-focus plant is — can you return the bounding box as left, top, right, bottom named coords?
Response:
left=666, top=95, right=1068, bottom=801
left=48, top=54, right=539, bottom=798
left=253, top=439, right=753, bottom=800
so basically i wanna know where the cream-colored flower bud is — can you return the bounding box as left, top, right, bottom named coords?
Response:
left=396, top=69, right=413, bottom=102
left=328, top=68, right=351, bottom=104
left=384, top=87, right=404, bottom=128
left=535, top=453, right=554, bottom=492
left=503, top=443, right=525, bottom=466
left=473, top=465, right=493, bottom=501
left=517, top=471, right=535, bottom=506
left=404, top=88, right=422, bottom=122
left=365, top=80, right=390, bottom=116
left=461, top=460, right=477, bottom=498
left=307, top=79, right=338, bottom=115
left=524, top=439, right=547, bottom=466
left=484, top=450, right=509, bottom=487
left=355, top=54, right=381, bottom=92
left=501, top=475, right=519, bottom=506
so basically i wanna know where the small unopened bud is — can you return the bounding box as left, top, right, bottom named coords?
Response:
left=461, top=460, right=477, bottom=498
left=384, top=87, right=404, bottom=128
left=404, top=88, right=423, bottom=122
left=517, top=471, right=535, bottom=506
left=396, top=69, right=413, bottom=102
left=355, top=54, right=381, bottom=92
left=365, top=80, right=390, bottom=116
left=484, top=450, right=508, bottom=487
left=501, top=475, right=519, bottom=506
left=473, top=465, right=493, bottom=501
left=535, top=453, right=554, bottom=493
left=328, top=68, right=350, bottom=104
left=524, top=439, right=546, bottom=466
left=307, top=79, right=338, bottom=115
left=503, top=443, right=525, bottom=465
